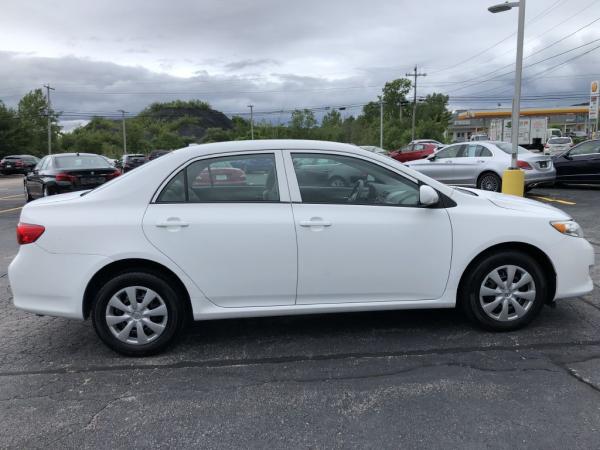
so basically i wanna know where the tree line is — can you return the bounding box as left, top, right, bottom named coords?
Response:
left=0, top=79, right=452, bottom=158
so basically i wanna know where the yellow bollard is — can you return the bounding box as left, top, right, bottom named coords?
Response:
left=501, top=169, right=525, bottom=197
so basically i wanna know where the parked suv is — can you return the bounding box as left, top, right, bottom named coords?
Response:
left=0, top=155, right=39, bottom=175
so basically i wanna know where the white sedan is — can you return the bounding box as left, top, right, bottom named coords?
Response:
left=9, top=140, right=594, bottom=356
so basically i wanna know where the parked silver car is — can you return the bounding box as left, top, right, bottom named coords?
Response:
left=405, top=141, right=555, bottom=191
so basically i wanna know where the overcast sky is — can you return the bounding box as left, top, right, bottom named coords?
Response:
left=1, top=0, right=599, bottom=130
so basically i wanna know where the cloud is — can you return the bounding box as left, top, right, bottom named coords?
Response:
left=224, top=58, right=279, bottom=71
left=0, top=0, right=598, bottom=118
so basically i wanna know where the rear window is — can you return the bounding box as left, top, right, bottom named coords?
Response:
left=548, top=138, right=571, bottom=144
left=5, top=156, right=21, bottom=160
left=495, top=143, right=530, bottom=154
left=54, top=155, right=112, bottom=169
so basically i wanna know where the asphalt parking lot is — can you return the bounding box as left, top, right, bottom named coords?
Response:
left=1, top=175, right=599, bottom=449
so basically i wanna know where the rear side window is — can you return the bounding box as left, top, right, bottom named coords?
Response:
left=157, top=153, right=279, bottom=203
left=436, top=145, right=463, bottom=159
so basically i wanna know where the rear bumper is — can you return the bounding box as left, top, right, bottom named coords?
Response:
left=8, top=243, right=111, bottom=319
left=524, top=170, right=556, bottom=186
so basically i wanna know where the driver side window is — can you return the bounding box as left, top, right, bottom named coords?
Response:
left=570, top=141, right=600, bottom=156
left=291, top=153, right=419, bottom=207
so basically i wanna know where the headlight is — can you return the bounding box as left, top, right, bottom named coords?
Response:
left=550, top=220, right=583, bottom=238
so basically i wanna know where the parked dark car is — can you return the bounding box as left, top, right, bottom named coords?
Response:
left=148, top=150, right=170, bottom=160
left=117, top=154, right=147, bottom=172
left=293, top=156, right=365, bottom=187
left=24, top=153, right=121, bottom=201
left=0, top=155, right=39, bottom=174
left=552, top=139, right=600, bottom=185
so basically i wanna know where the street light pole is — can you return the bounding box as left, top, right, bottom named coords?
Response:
left=489, top=0, right=526, bottom=195
left=405, top=66, right=427, bottom=142
left=43, top=84, right=55, bottom=155
left=379, top=95, right=384, bottom=149
left=118, top=110, right=128, bottom=155
left=248, top=104, right=254, bottom=139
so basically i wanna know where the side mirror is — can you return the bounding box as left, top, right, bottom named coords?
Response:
left=419, top=185, right=439, bottom=207
left=427, top=154, right=437, bottom=161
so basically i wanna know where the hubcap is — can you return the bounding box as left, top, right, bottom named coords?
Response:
left=480, top=175, right=499, bottom=191
left=479, top=265, right=536, bottom=322
left=105, top=286, right=168, bottom=345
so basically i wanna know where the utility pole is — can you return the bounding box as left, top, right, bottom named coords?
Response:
left=118, top=110, right=128, bottom=155
left=378, top=95, right=384, bottom=149
left=248, top=104, right=254, bottom=139
left=405, top=66, right=427, bottom=142
left=43, top=84, right=55, bottom=154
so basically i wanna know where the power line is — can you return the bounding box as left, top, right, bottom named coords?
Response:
left=428, top=0, right=565, bottom=75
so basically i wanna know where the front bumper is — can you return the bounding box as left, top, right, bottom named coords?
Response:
left=551, top=236, right=595, bottom=300
left=8, top=243, right=111, bottom=319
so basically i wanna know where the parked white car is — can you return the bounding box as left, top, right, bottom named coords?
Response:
left=544, top=137, right=573, bottom=156
left=9, top=140, right=594, bottom=355
left=406, top=141, right=555, bottom=191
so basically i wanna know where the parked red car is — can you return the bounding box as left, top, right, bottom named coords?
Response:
left=193, top=162, right=247, bottom=186
left=389, top=143, right=437, bottom=163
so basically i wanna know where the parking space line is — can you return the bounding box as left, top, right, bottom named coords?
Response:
left=0, top=206, right=22, bottom=214
left=530, top=195, right=576, bottom=206
left=0, top=194, right=24, bottom=200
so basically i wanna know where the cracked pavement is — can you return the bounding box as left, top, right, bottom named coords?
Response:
left=0, top=176, right=599, bottom=449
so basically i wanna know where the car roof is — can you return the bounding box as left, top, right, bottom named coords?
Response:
left=174, top=139, right=366, bottom=157
left=51, top=153, right=101, bottom=157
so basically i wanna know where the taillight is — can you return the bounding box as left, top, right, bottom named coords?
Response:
left=516, top=160, right=533, bottom=170
left=15, top=160, right=24, bottom=167
left=55, top=173, right=77, bottom=182
left=106, top=169, right=121, bottom=180
left=16, top=223, right=45, bottom=245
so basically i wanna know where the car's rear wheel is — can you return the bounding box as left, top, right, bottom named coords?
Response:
left=92, top=271, right=185, bottom=356
left=460, top=251, right=548, bottom=331
left=477, top=172, right=502, bottom=192
left=24, top=184, right=33, bottom=202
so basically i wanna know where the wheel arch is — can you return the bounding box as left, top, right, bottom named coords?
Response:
left=477, top=170, right=502, bottom=184
left=457, top=241, right=557, bottom=305
left=82, top=258, right=193, bottom=319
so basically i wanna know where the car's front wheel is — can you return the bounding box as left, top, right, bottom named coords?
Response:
left=460, top=250, right=549, bottom=331
left=92, top=271, right=185, bottom=356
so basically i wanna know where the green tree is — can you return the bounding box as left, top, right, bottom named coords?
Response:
left=16, top=89, right=60, bottom=156
left=0, top=101, right=19, bottom=156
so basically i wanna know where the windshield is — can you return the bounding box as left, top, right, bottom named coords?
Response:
left=495, top=142, right=530, bottom=154
left=548, top=138, right=571, bottom=144
left=54, top=155, right=112, bottom=169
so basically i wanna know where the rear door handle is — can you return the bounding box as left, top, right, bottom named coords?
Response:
left=445, top=161, right=453, bottom=164
left=299, top=218, right=332, bottom=227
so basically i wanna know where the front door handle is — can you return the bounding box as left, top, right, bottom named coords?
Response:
left=156, top=218, right=190, bottom=228
left=299, top=218, right=332, bottom=227
left=444, top=160, right=453, bottom=164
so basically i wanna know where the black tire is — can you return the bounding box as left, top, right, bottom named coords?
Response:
left=459, top=250, right=549, bottom=331
left=24, top=184, right=33, bottom=202
left=92, top=271, right=185, bottom=356
left=477, top=172, right=502, bottom=192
